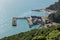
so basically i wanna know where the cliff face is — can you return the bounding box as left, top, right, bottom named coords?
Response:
left=59, top=0, right=60, bottom=2
left=46, top=0, right=60, bottom=10
left=47, top=0, right=60, bottom=23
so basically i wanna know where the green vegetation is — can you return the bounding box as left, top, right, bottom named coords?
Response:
left=46, top=30, right=60, bottom=40
left=32, top=36, right=46, bottom=40
left=0, top=25, right=60, bottom=40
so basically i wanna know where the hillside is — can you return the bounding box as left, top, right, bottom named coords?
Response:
left=46, top=0, right=60, bottom=10
left=0, top=25, right=60, bottom=40
left=47, top=0, right=60, bottom=23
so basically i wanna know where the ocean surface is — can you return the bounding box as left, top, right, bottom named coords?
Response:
left=0, top=0, right=58, bottom=39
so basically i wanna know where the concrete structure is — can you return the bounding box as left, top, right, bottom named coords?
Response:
left=12, top=17, right=27, bottom=26
left=12, top=17, right=17, bottom=26
left=12, top=16, right=43, bottom=28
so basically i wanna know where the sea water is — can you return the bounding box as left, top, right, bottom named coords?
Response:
left=0, top=0, right=58, bottom=39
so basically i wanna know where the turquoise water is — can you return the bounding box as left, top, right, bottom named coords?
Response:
left=0, top=0, right=58, bottom=39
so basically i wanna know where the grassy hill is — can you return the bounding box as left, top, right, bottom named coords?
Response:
left=0, top=25, right=60, bottom=40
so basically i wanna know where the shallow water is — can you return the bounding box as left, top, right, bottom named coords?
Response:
left=0, top=0, right=58, bottom=39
